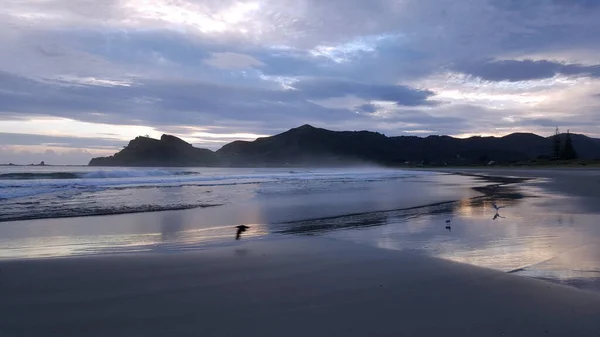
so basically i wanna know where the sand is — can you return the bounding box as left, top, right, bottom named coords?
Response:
left=2, top=236, right=600, bottom=337
left=444, top=168, right=600, bottom=212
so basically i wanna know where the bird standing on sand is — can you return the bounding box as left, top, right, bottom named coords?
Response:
left=445, top=219, right=452, bottom=232
left=235, top=225, right=250, bottom=240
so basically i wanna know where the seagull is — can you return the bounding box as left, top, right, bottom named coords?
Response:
left=492, top=202, right=506, bottom=211
left=235, top=225, right=250, bottom=240
left=445, top=218, right=452, bottom=231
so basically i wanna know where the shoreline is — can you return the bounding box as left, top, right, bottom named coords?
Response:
left=0, top=169, right=518, bottom=225
left=437, top=168, right=600, bottom=213
left=3, top=168, right=600, bottom=335
left=0, top=171, right=516, bottom=260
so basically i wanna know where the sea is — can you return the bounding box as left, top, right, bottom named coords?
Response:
left=1, top=165, right=600, bottom=291
left=0, top=166, right=473, bottom=222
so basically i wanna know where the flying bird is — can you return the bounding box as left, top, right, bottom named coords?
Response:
left=492, top=203, right=506, bottom=211
left=235, top=225, right=250, bottom=240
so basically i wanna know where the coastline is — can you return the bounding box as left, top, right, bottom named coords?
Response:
left=2, top=168, right=600, bottom=335
left=0, top=170, right=503, bottom=260
left=438, top=168, right=600, bottom=213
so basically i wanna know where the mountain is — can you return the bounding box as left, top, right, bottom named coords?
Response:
left=89, top=135, right=218, bottom=167
left=217, top=124, right=402, bottom=166
left=89, top=125, right=600, bottom=167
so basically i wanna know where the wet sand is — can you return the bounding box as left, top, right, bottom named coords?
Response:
left=442, top=168, right=600, bottom=213
left=2, top=236, right=600, bottom=337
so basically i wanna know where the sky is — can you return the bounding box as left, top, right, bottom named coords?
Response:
left=2, top=0, right=600, bottom=164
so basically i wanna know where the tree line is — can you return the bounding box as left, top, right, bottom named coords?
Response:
left=552, top=127, right=578, bottom=160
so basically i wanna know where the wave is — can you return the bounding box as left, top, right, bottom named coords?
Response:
left=0, top=203, right=223, bottom=222
left=0, top=170, right=198, bottom=180
left=81, top=169, right=197, bottom=179
left=0, top=172, right=80, bottom=180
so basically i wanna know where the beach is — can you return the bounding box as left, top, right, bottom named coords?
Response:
left=2, top=236, right=600, bottom=337
left=2, top=168, right=600, bottom=336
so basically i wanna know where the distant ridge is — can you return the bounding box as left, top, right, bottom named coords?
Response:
left=89, top=125, right=600, bottom=167
left=89, top=134, right=218, bottom=167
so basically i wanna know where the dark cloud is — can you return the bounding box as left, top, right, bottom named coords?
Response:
left=495, top=0, right=600, bottom=12
left=356, top=103, right=378, bottom=113
left=454, top=59, right=600, bottom=82
left=373, top=109, right=469, bottom=136
left=292, top=79, right=437, bottom=106
left=0, top=71, right=436, bottom=131
left=519, top=117, right=591, bottom=128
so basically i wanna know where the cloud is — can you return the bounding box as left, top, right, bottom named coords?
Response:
left=356, top=103, right=378, bottom=113
left=2, top=0, right=600, bottom=164
left=454, top=59, right=600, bottom=82
left=0, top=146, right=98, bottom=165
left=204, top=52, right=265, bottom=69
left=0, top=70, right=437, bottom=129
left=292, top=79, right=437, bottom=106
left=0, top=133, right=124, bottom=148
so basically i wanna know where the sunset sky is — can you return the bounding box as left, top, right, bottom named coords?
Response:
left=2, top=0, right=600, bottom=164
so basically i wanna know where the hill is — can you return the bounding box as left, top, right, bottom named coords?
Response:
left=89, top=135, right=218, bottom=167
left=88, top=125, right=600, bottom=167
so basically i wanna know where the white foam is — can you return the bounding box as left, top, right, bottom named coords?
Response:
left=0, top=168, right=433, bottom=203
left=81, top=169, right=188, bottom=179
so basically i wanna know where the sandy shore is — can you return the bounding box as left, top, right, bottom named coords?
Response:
left=443, top=168, right=600, bottom=212
left=2, top=236, right=600, bottom=337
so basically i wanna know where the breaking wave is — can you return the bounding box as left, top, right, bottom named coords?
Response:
left=0, top=170, right=197, bottom=180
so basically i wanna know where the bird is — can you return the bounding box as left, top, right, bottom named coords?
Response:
left=493, top=213, right=505, bottom=220
left=445, top=218, right=452, bottom=231
left=235, top=225, right=250, bottom=240
left=492, top=202, right=506, bottom=211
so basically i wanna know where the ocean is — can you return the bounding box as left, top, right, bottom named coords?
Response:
left=0, top=166, right=471, bottom=222
left=0, top=166, right=479, bottom=257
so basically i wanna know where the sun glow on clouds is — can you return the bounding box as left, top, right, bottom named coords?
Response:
left=0, top=118, right=161, bottom=141
left=434, top=90, right=547, bottom=107
left=310, top=34, right=398, bottom=63
left=1, top=118, right=267, bottom=142
left=125, top=0, right=261, bottom=33
left=416, top=73, right=588, bottom=109
left=189, top=131, right=268, bottom=139
left=50, top=76, right=134, bottom=87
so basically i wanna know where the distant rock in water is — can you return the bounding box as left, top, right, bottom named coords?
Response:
left=89, top=135, right=218, bottom=167
left=89, top=126, right=600, bottom=167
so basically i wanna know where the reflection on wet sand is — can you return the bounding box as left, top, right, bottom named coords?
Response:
left=160, top=211, right=185, bottom=242
left=275, top=176, right=600, bottom=292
